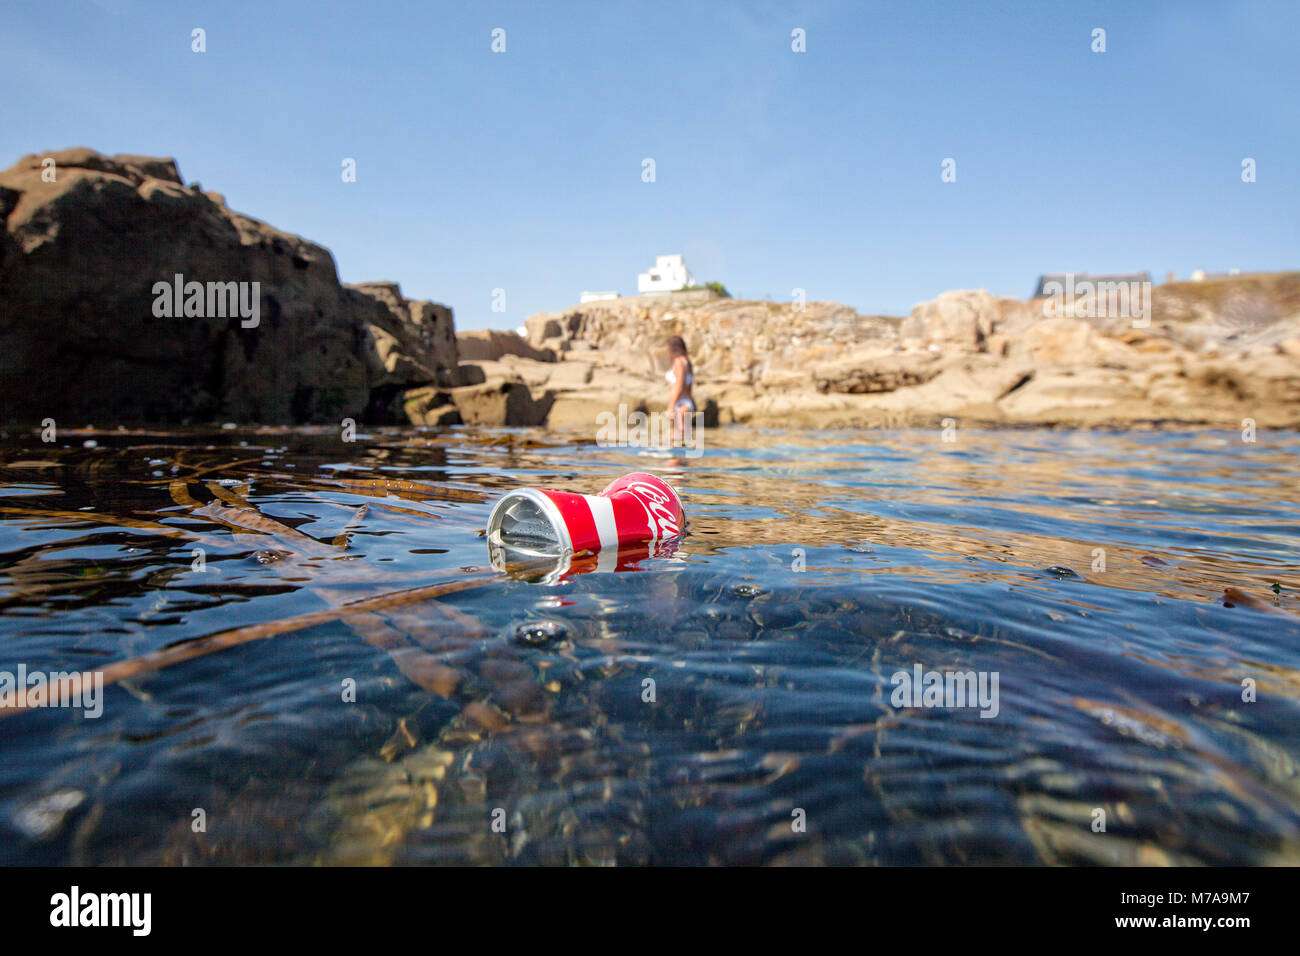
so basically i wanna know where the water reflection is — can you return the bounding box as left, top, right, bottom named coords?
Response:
left=0, top=425, right=1297, bottom=865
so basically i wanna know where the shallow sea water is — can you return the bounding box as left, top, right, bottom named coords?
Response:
left=0, top=425, right=1297, bottom=865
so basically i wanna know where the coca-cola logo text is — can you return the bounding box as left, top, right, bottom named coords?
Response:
left=615, top=480, right=681, bottom=540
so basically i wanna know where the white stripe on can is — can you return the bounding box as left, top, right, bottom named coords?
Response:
left=595, top=545, right=618, bottom=573
left=586, top=494, right=620, bottom=553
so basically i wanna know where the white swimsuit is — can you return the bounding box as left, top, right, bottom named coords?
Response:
left=666, top=364, right=694, bottom=411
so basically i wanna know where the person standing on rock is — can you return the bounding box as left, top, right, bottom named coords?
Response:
left=665, top=335, right=695, bottom=444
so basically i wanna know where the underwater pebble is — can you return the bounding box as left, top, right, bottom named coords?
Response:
left=14, top=789, right=85, bottom=839
left=751, top=604, right=801, bottom=629
left=730, top=583, right=764, bottom=598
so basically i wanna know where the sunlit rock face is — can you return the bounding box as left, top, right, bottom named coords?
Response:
left=502, top=277, right=1300, bottom=429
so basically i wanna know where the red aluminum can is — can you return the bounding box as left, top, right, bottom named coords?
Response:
left=486, top=472, right=685, bottom=566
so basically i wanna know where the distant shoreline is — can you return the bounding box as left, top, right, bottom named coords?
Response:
left=3, top=149, right=1296, bottom=432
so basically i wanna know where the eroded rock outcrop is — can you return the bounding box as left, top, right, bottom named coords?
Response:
left=350, top=281, right=458, bottom=385
left=0, top=148, right=454, bottom=424
left=487, top=276, right=1300, bottom=430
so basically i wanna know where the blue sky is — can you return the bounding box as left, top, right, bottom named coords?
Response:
left=4, top=0, right=1297, bottom=329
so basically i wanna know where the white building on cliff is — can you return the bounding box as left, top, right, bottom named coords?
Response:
left=637, top=254, right=695, bottom=294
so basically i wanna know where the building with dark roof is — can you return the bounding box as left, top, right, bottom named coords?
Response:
left=1032, top=272, right=1151, bottom=298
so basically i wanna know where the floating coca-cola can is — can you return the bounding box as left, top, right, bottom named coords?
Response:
left=486, top=473, right=685, bottom=572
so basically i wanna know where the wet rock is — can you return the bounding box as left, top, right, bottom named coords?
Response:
left=463, top=700, right=510, bottom=732
left=750, top=602, right=802, bottom=629
left=450, top=379, right=553, bottom=426
left=401, top=386, right=461, bottom=427
left=13, top=789, right=86, bottom=839
left=544, top=389, right=651, bottom=430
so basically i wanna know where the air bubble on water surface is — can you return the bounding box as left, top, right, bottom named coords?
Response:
left=513, top=620, right=568, bottom=646
left=1043, top=566, right=1081, bottom=579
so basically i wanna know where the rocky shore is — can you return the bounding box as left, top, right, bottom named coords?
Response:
left=489, top=278, right=1300, bottom=430
left=0, top=149, right=456, bottom=425
left=4, top=149, right=1297, bottom=430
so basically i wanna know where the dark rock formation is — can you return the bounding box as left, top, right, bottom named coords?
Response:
left=0, top=148, right=455, bottom=425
